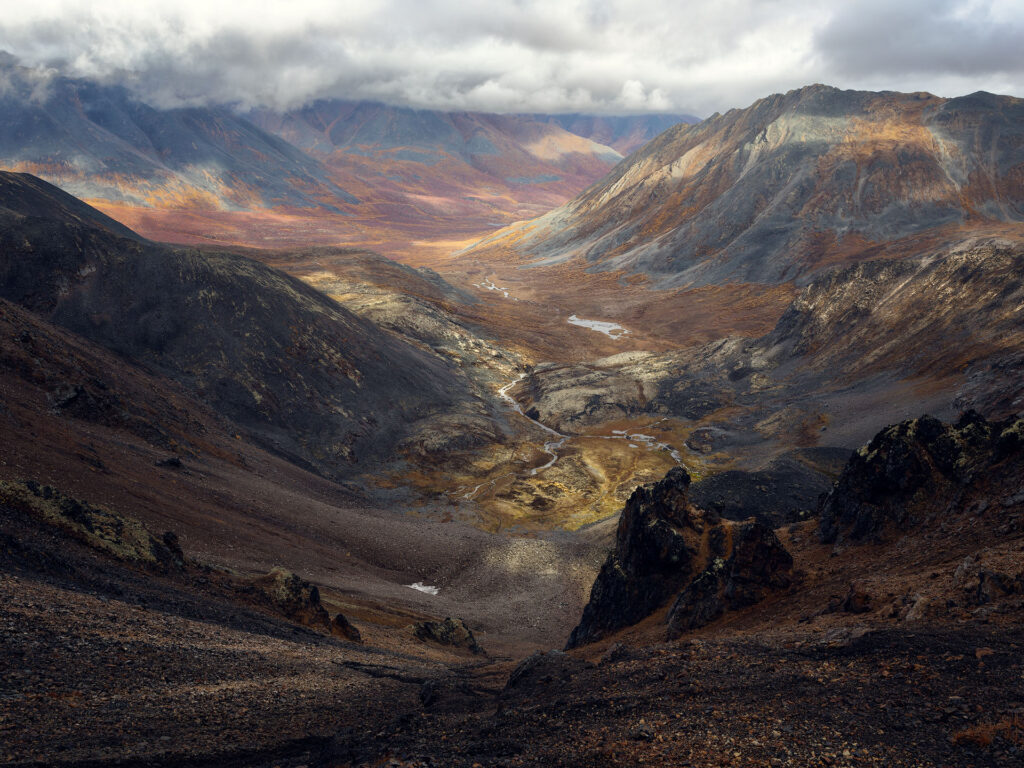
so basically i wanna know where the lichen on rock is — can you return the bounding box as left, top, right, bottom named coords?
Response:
left=0, top=479, right=185, bottom=570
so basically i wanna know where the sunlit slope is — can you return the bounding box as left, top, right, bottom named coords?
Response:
left=479, top=85, right=1024, bottom=286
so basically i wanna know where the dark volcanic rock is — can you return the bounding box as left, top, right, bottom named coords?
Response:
left=567, top=466, right=794, bottom=647
left=818, top=411, right=1024, bottom=546
left=411, top=617, right=483, bottom=654
left=666, top=521, right=793, bottom=638
left=566, top=467, right=705, bottom=648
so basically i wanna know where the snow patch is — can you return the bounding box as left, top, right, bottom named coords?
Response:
left=567, top=314, right=629, bottom=338
left=408, top=582, right=440, bottom=595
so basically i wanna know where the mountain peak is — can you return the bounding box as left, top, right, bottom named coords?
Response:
left=480, top=86, right=1023, bottom=288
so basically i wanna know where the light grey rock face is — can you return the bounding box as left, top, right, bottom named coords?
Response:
left=506, top=86, right=1024, bottom=287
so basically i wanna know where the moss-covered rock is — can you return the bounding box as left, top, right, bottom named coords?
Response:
left=0, top=479, right=184, bottom=570
left=412, top=617, right=483, bottom=654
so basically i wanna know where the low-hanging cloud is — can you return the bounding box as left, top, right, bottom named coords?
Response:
left=0, top=0, right=1020, bottom=116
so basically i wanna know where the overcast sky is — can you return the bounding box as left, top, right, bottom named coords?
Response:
left=0, top=0, right=1021, bottom=116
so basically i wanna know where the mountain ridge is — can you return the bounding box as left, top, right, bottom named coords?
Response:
left=0, top=61, right=646, bottom=255
left=473, top=84, right=1024, bottom=287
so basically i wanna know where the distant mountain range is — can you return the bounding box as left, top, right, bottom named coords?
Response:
left=0, top=60, right=691, bottom=254
left=484, top=84, right=1024, bottom=287
left=524, top=113, right=698, bottom=155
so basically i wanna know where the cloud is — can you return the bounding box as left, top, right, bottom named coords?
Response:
left=0, top=0, right=1020, bottom=116
left=814, top=0, right=1024, bottom=76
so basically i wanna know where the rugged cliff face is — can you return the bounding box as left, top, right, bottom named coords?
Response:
left=566, top=467, right=792, bottom=648
left=818, top=411, right=1024, bottom=546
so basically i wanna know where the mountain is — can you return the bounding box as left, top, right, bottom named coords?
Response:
left=0, top=65, right=355, bottom=211
left=0, top=171, right=495, bottom=479
left=480, top=85, right=1024, bottom=287
left=4, top=84, right=1024, bottom=768
left=0, top=61, right=624, bottom=255
left=246, top=100, right=622, bottom=247
left=527, top=112, right=699, bottom=154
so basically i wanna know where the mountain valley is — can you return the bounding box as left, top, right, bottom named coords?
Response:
left=2, top=75, right=1024, bottom=768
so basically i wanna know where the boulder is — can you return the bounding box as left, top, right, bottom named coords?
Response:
left=248, top=567, right=360, bottom=638
left=840, top=584, right=873, bottom=614
left=411, top=617, right=483, bottom=654
left=331, top=613, right=362, bottom=643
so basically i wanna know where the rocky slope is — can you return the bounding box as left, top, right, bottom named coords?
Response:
left=0, top=171, right=495, bottom=479
left=477, top=85, right=1024, bottom=287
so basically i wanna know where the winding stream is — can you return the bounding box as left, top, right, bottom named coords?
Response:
left=498, top=374, right=569, bottom=476
left=458, top=373, right=684, bottom=503
left=460, top=277, right=682, bottom=501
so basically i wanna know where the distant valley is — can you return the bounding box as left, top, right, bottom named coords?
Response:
left=0, top=59, right=693, bottom=260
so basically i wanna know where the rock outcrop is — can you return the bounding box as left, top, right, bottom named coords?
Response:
left=247, top=567, right=360, bottom=640
left=567, top=467, right=793, bottom=648
left=411, top=618, right=483, bottom=654
left=0, top=479, right=185, bottom=571
left=818, top=411, right=1024, bottom=546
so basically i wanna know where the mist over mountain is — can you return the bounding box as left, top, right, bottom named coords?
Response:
left=524, top=113, right=699, bottom=154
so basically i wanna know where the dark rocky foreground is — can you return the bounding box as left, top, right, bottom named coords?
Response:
left=308, top=627, right=1024, bottom=768
left=3, top=412, right=1022, bottom=767
left=566, top=467, right=793, bottom=648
